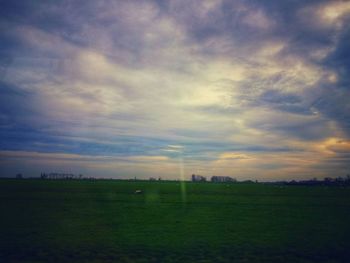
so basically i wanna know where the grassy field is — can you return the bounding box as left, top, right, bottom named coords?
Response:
left=1, top=179, right=350, bottom=263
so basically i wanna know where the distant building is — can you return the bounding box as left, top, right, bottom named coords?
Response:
left=40, top=172, right=83, bottom=180
left=241, top=180, right=254, bottom=184
left=211, top=176, right=236, bottom=183
left=192, top=174, right=207, bottom=182
left=149, top=177, right=156, bottom=181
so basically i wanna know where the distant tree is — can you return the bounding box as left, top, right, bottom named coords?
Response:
left=324, top=177, right=333, bottom=182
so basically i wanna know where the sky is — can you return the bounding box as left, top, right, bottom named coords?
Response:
left=0, top=0, right=350, bottom=181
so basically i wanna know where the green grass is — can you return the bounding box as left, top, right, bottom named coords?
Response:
left=1, top=179, right=350, bottom=262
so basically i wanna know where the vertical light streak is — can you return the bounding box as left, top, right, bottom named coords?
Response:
left=179, top=156, right=187, bottom=204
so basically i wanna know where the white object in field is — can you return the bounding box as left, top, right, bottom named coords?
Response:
left=135, top=190, right=142, bottom=194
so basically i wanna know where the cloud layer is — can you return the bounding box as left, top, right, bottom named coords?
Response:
left=1, top=0, right=349, bottom=180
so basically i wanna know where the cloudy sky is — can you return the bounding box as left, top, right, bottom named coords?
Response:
left=0, top=0, right=349, bottom=180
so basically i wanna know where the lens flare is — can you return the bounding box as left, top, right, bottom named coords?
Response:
left=178, top=156, right=187, bottom=204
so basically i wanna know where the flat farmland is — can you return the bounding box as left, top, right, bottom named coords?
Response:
left=1, top=180, right=350, bottom=262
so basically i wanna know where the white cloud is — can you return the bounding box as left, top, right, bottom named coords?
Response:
left=1, top=0, right=349, bottom=180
